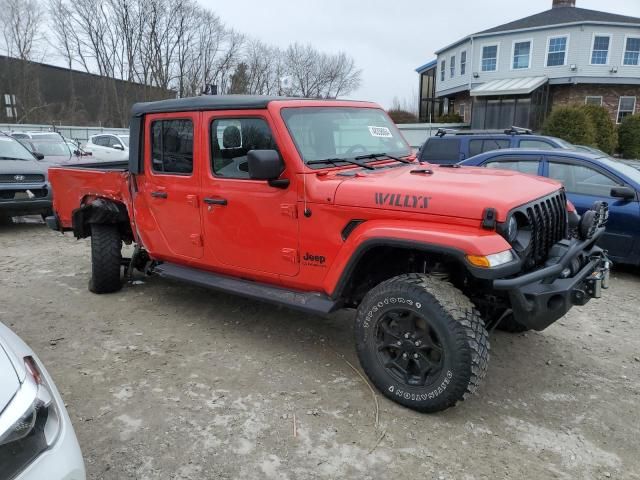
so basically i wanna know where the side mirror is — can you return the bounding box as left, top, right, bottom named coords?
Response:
left=33, top=152, right=45, bottom=160
left=113, top=144, right=124, bottom=151
left=248, top=149, right=285, bottom=182
left=610, top=186, right=635, bottom=201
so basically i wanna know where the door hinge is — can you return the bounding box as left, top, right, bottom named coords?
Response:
left=281, top=248, right=298, bottom=264
left=187, top=194, right=199, bottom=208
left=190, top=234, right=203, bottom=247
left=280, top=204, right=298, bottom=219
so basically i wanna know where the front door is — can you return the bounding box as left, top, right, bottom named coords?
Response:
left=545, top=157, right=638, bottom=260
left=135, top=113, right=203, bottom=260
left=200, top=112, right=299, bottom=277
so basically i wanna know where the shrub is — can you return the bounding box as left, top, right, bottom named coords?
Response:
left=542, top=106, right=596, bottom=146
left=618, top=114, right=640, bottom=159
left=387, top=109, right=418, bottom=124
left=436, top=113, right=464, bottom=123
left=582, top=105, right=617, bottom=154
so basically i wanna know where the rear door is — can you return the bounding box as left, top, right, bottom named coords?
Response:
left=543, top=156, right=637, bottom=259
left=467, top=138, right=511, bottom=157
left=135, top=113, right=203, bottom=260
left=200, top=110, right=299, bottom=277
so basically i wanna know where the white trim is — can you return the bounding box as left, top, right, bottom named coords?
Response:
left=460, top=50, right=467, bottom=76
left=480, top=42, right=500, bottom=72
left=621, top=34, right=640, bottom=67
left=585, top=96, right=603, bottom=106
left=616, top=96, right=637, bottom=124
left=510, top=38, right=533, bottom=70
left=545, top=34, right=570, bottom=67
left=589, top=32, right=612, bottom=66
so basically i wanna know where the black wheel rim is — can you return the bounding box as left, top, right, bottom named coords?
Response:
left=374, top=309, right=445, bottom=387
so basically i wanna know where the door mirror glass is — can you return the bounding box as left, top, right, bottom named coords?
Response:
left=610, top=186, right=636, bottom=200
left=248, top=150, right=284, bottom=180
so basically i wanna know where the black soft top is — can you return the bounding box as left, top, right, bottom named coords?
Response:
left=131, top=95, right=324, bottom=116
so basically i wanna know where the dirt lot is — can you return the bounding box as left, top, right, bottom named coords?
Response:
left=1, top=219, right=639, bottom=480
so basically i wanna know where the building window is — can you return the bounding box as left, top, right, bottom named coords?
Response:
left=441, top=60, right=445, bottom=82
left=617, top=96, right=636, bottom=123
left=4, top=94, right=17, bottom=119
left=460, top=51, right=467, bottom=75
left=585, top=96, right=603, bottom=106
left=450, top=56, right=455, bottom=78
left=513, top=41, right=531, bottom=69
left=591, top=35, right=611, bottom=65
left=547, top=36, right=568, bottom=66
left=481, top=45, right=498, bottom=72
left=623, top=37, right=640, bottom=66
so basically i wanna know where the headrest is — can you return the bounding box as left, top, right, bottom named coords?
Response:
left=222, top=126, right=241, bottom=149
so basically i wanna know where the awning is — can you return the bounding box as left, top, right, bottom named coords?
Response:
left=470, top=76, right=548, bottom=97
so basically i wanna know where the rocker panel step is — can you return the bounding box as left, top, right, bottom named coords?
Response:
left=154, top=262, right=338, bottom=315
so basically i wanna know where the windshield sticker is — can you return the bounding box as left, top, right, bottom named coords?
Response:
left=368, top=126, right=393, bottom=138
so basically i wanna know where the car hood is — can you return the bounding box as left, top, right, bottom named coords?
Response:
left=0, top=159, right=47, bottom=175
left=332, top=164, right=562, bottom=221
left=0, top=342, right=20, bottom=414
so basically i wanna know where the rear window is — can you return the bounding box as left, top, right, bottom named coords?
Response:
left=419, top=138, right=460, bottom=164
left=468, top=139, right=510, bottom=157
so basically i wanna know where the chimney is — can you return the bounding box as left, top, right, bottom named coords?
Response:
left=552, top=0, right=576, bottom=7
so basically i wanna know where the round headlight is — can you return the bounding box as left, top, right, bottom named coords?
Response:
left=506, top=216, right=518, bottom=243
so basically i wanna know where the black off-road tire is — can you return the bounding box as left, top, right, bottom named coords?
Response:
left=89, top=224, right=122, bottom=294
left=496, top=314, right=530, bottom=333
left=355, top=273, right=490, bottom=413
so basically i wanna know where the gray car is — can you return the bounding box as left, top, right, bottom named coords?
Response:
left=0, top=135, right=52, bottom=219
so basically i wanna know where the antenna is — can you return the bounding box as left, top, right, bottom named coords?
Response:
left=303, top=166, right=311, bottom=217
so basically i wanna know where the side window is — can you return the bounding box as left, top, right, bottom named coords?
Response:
left=211, top=118, right=278, bottom=179
left=486, top=158, right=540, bottom=175
left=519, top=139, right=555, bottom=150
left=151, top=119, right=193, bottom=174
left=107, top=136, right=122, bottom=148
left=420, top=138, right=460, bottom=164
left=548, top=161, right=618, bottom=197
left=93, top=136, right=108, bottom=146
left=469, top=139, right=510, bottom=157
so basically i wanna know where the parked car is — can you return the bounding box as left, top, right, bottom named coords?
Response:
left=460, top=149, right=640, bottom=266
left=0, top=321, right=85, bottom=480
left=83, top=134, right=129, bottom=161
left=46, top=96, right=611, bottom=413
left=0, top=134, right=52, bottom=220
left=18, top=138, right=75, bottom=166
left=10, top=132, right=65, bottom=141
left=417, top=127, right=573, bottom=164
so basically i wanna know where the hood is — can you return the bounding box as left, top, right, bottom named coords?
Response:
left=333, top=165, right=561, bottom=221
left=0, top=159, right=48, bottom=175
left=0, top=343, right=20, bottom=414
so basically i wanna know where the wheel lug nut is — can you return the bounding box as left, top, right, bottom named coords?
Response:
left=404, top=333, right=410, bottom=339
left=396, top=341, right=402, bottom=346
left=413, top=353, right=419, bottom=359
left=402, top=353, right=408, bottom=359
left=415, top=341, right=421, bottom=347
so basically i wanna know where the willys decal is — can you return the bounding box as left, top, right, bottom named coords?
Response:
left=374, top=192, right=432, bottom=209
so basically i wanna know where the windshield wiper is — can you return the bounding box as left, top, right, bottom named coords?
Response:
left=355, top=153, right=413, bottom=164
left=0, top=156, right=28, bottom=161
left=307, top=157, right=375, bottom=170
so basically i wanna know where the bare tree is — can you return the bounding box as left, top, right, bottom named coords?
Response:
left=0, top=0, right=43, bottom=60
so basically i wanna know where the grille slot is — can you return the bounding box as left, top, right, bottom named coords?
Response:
left=517, top=190, right=567, bottom=267
left=0, top=174, right=45, bottom=183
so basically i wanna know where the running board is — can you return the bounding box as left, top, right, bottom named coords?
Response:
left=153, top=263, right=339, bottom=316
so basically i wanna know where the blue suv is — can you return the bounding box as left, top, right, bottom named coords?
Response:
left=417, top=128, right=573, bottom=164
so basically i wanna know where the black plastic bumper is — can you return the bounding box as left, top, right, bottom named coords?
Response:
left=493, top=228, right=611, bottom=331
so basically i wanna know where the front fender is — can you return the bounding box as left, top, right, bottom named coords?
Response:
left=323, top=219, right=513, bottom=296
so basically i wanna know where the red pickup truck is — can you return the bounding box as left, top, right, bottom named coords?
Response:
left=46, top=96, right=610, bottom=412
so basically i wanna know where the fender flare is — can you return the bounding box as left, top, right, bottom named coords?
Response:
left=71, top=197, right=130, bottom=238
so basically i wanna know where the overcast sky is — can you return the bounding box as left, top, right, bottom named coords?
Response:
left=199, top=0, right=640, bottom=109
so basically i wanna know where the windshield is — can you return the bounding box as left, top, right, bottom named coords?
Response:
left=281, top=107, right=411, bottom=167
left=119, top=135, right=130, bottom=147
left=0, top=136, right=35, bottom=161
left=31, top=140, right=71, bottom=156
left=598, top=157, right=640, bottom=184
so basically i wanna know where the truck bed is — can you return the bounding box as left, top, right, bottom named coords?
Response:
left=48, top=163, right=132, bottom=231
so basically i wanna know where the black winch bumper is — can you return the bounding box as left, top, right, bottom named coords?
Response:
left=493, top=228, right=610, bottom=331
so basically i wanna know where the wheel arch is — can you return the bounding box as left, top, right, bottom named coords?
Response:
left=71, top=196, right=132, bottom=241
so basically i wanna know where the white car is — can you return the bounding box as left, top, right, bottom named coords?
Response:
left=83, top=134, right=129, bottom=161
left=0, top=322, right=85, bottom=480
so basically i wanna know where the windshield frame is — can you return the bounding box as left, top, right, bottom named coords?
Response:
left=280, top=106, right=411, bottom=169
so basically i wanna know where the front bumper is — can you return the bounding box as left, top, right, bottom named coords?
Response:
left=492, top=228, right=610, bottom=331
left=0, top=183, right=52, bottom=217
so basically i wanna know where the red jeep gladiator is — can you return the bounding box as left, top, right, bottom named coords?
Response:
left=46, top=96, right=611, bottom=412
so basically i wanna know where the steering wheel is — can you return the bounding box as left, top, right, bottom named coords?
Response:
left=345, top=144, right=368, bottom=156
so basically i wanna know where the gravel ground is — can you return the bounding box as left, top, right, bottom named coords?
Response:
left=1, top=219, right=639, bottom=480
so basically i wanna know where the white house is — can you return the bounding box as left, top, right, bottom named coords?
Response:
left=416, top=0, right=640, bottom=129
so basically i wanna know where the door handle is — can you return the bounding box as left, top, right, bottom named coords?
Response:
left=151, top=191, right=168, bottom=199
left=203, top=197, right=228, bottom=206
